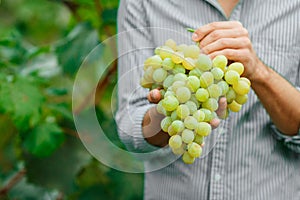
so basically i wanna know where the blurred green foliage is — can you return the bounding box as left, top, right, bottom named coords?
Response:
left=0, top=0, right=143, bottom=199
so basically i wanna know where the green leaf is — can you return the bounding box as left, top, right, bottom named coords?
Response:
left=24, top=135, right=91, bottom=194
left=0, top=76, right=44, bottom=130
left=24, top=122, right=65, bottom=157
left=55, top=23, right=99, bottom=75
left=101, top=8, right=117, bottom=25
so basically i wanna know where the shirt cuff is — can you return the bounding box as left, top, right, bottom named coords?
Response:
left=270, top=124, right=300, bottom=153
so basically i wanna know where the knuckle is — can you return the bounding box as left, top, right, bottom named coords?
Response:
left=244, top=38, right=251, bottom=47
left=234, top=21, right=243, bottom=27
left=242, top=28, right=249, bottom=36
left=209, top=22, right=218, bottom=29
left=224, top=49, right=235, bottom=57
left=211, top=30, right=221, bottom=40
left=219, top=38, right=228, bottom=46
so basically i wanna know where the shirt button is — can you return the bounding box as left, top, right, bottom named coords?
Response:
left=215, top=173, right=221, bottom=181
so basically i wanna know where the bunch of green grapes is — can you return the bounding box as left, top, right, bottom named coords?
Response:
left=140, top=38, right=251, bottom=164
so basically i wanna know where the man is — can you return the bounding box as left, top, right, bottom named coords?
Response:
left=116, top=0, right=300, bottom=199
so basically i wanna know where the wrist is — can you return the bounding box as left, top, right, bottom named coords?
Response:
left=247, top=60, right=272, bottom=85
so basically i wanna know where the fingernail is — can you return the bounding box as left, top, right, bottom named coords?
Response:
left=192, top=32, right=199, bottom=41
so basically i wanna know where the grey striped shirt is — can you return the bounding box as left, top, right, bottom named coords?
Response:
left=116, top=0, right=300, bottom=199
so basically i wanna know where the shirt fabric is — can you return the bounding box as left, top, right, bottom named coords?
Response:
left=116, top=0, right=300, bottom=199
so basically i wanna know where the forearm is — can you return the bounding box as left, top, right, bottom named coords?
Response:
left=249, top=60, right=300, bottom=135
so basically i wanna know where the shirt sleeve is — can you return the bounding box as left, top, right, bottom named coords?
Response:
left=115, top=0, right=162, bottom=153
left=270, top=86, right=300, bottom=153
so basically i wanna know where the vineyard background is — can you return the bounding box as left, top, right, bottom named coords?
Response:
left=0, top=0, right=144, bottom=199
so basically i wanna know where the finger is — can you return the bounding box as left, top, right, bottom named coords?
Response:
left=202, top=37, right=251, bottom=54
left=199, top=28, right=248, bottom=48
left=147, top=88, right=162, bottom=103
left=192, top=21, right=243, bottom=42
left=208, top=48, right=250, bottom=63
left=216, top=97, right=227, bottom=119
left=210, top=118, right=221, bottom=129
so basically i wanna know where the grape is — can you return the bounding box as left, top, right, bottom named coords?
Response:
left=193, top=110, right=205, bottom=122
left=202, top=98, right=219, bottom=111
left=195, top=122, right=212, bottom=136
left=174, top=73, right=187, bottom=82
left=194, top=134, right=204, bottom=145
left=235, top=94, right=248, bottom=105
left=182, top=129, right=195, bottom=144
left=172, top=81, right=185, bottom=92
left=190, top=94, right=200, bottom=108
left=217, top=80, right=230, bottom=96
left=140, top=77, right=152, bottom=89
left=164, top=90, right=175, bottom=97
left=224, top=70, right=240, bottom=85
left=226, top=87, right=237, bottom=104
left=211, top=67, right=224, bottom=80
left=195, top=88, right=209, bottom=102
left=160, top=89, right=166, bottom=98
left=176, top=104, right=190, bottom=119
left=200, top=71, right=214, bottom=88
left=199, top=108, right=213, bottom=122
left=171, top=120, right=185, bottom=133
left=184, top=116, right=198, bottom=130
left=173, top=64, right=186, bottom=74
left=148, top=88, right=161, bottom=103
left=163, top=75, right=174, bottom=89
left=185, top=101, right=197, bottom=114
left=154, top=47, right=161, bottom=55
left=240, top=77, right=251, bottom=86
left=153, top=68, right=167, bottom=83
left=212, top=55, right=227, bottom=71
left=176, top=87, right=191, bottom=103
left=160, top=46, right=174, bottom=59
left=162, top=57, right=175, bottom=70
left=169, top=135, right=182, bottom=149
left=165, top=38, right=177, bottom=50
left=156, top=100, right=167, bottom=115
left=162, top=95, right=179, bottom=111
left=171, top=51, right=184, bottom=64
left=184, top=45, right=200, bottom=59
left=161, top=116, right=173, bottom=132
left=167, top=125, right=177, bottom=136
left=189, top=68, right=203, bottom=78
left=187, top=142, right=202, bottom=158
left=186, top=75, right=200, bottom=92
left=171, top=110, right=179, bottom=121
left=176, top=44, right=188, bottom=52
left=195, top=54, right=212, bottom=71
left=172, top=145, right=186, bottom=155
left=182, top=57, right=196, bottom=70
left=233, top=79, right=250, bottom=95
left=228, top=100, right=242, bottom=112
left=182, top=151, right=195, bottom=164
left=146, top=55, right=162, bottom=69
left=207, top=84, right=222, bottom=98
left=228, top=62, right=244, bottom=75
left=143, top=67, right=154, bottom=81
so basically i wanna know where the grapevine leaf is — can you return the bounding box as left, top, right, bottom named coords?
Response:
left=0, top=76, right=44, bottom=130
left=55, top=23, right=99, bottom=75
left=23, top=122, right=65, bottom=157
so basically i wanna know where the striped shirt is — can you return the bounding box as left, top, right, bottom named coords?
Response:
left=116, top=0, right=300, bottom=199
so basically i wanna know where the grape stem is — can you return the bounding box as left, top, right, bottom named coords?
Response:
left=186, top=28, right=196, bottom=33
left=186, top=28, right=200, bottom=45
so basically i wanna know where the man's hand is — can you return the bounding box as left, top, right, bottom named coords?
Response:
left=192, top=21, right=263, bottom=80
